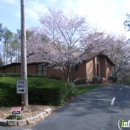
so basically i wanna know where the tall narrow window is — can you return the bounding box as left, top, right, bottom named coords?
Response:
left=43, top=66, right=47, bottom=76
left=75, top=65, right=79, bottom=71
left=97, top=64, right=99, bottom=76
left=38, top=65, right=42, bottom=75
left=38, top=65, right=47, bottom=76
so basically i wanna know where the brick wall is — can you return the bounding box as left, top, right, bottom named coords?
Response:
left=4, top=65, right=15, bottom=73
left=71, top=63, right=86, bottom=80
left=47, top=66, right=66, bottom=80
left=27, top=64, right=37, bottom=74
left=0, top=64, right=38, bottom=75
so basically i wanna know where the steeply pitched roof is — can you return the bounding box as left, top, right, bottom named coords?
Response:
left=83, top=52, right=115, bottom=66
left=98, top=53, right=115, bottom=66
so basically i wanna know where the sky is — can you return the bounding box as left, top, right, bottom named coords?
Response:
left=0, top=0, right=130, bottom=37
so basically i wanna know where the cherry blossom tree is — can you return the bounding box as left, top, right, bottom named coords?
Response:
left=27, top=8, right=130, bottom=82
left=103, top=34, right=130, bottom=78
left=27, top=8, right=107, bottom=81
left=124, top=14, right=130, bottom=31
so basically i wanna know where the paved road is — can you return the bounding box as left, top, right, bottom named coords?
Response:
left=1, top=85, right=130, bottom=130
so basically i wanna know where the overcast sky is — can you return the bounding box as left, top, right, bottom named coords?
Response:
left=1, top=0, right=130, bottom=37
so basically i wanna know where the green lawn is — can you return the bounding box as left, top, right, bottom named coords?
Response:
left=76, top=85, right=102, bottom=96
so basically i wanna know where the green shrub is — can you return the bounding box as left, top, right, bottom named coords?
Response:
left=48, top=75, right=61, bottom=80
left=28, top=74, right=47, bottom=77
left=92, top=76, right=101, bottom=84
left=65, top=82, right=77, bottom=100
left=0, top=73, right=20, bottom=77
left=0, top=77, right=77, bottom=106
left=74, top=78, right=88, bottom=85
left=0, top=73, right=48, bottom=77
left=108, top=76, right=118, bottom=83
left=29, top=81, right=77, bottom=106
left=6, top=115, right=23, bottom=120
left=123, top=80, right=130, bottom=85
left=0, top=77, right=21, bottom=106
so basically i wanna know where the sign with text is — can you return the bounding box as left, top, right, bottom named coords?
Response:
left=11, top=107, right=21, bottom=115
left=17, top=80, right=27, bottom=94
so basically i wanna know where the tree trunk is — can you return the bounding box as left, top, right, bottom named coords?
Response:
left=67, top=76, right=70, bottom=82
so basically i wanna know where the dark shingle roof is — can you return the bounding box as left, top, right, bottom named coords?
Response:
left=0, top=52, right=115, bottom=68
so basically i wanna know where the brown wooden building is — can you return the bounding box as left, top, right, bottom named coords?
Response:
left=0, top=53, right=115, bottom=82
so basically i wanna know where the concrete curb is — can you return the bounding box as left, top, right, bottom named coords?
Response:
left=0, top=107, right=55, bottom=126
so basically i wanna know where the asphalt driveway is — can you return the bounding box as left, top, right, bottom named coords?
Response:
left=1, top=85, right=130, bottom=130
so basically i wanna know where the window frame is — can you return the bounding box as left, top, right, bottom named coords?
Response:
left=37, top=65, right=48, bottom=76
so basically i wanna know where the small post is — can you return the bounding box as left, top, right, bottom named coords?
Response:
left=21, top=94, right=24, bottom=110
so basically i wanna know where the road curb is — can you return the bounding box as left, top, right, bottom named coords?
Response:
left=0, top=107, right=55, bottom=126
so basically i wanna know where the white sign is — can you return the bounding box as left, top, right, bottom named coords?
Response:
left=17, top=80, right=27, bottom=94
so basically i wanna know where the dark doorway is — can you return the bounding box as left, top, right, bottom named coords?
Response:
left=97, top=64, right=99, bottom=76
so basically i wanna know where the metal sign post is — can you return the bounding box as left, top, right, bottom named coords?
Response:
left=17, top=79, right=27, bottom=110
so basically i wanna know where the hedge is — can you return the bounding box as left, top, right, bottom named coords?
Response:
left=92, top=76, right=101, bottom=84
left=0, top=77, right=77, bottom=106
left=29, top=81, right=77, bottom=106
left=0, top=78, right=21, bottom=106
left=108, top=76, right=118, bottom=83
left=0, top=73, right=47, bottom=77
left=74, top=78, right=88, bottom=85
left=29, top=87, right=64, bottom=105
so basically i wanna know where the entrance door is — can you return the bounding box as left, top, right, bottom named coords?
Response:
left=97, top=64, right=99, bottom=76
